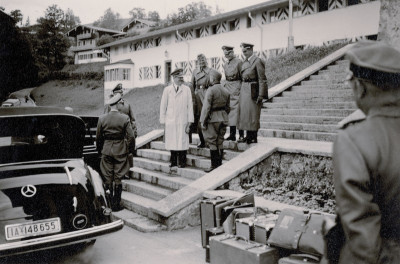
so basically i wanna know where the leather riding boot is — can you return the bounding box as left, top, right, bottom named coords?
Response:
left=225, top=126, right=236, bottom=141
left=113, top=184, right=124, bottom=212
left=218, top=149, right=224, bottom=166
left=237, top=130, right=246, bottom=143
left=170, top=150, right=178, bottom=167
left=197, top=126, right=206, bottom=148
left=178, top=151, right=187, bottom=168
left=104, top=183, right=114, bottom=209
left=204, top=150, right=219, bottom=173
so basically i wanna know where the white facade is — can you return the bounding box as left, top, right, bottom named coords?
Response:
left=103, top=0, right=380, bottom=92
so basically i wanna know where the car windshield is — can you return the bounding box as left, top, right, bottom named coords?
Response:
left=0, top=114, right=86, bottom=164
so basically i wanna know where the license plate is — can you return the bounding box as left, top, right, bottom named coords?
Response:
left=5, top=217, right=61, bottom=241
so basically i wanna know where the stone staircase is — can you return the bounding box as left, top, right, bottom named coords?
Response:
left=112, top=46, right=358, bottom=231
left=260, top=59, right=357, bottom=141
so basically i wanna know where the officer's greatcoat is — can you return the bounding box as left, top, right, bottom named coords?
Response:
left=191, top=67, right=211, bottom=117
left=160, top=84, right=194, bottom=151
left=334, top=104, right=400, bottom=264
left=223, top=57, right=242, bottom=126
left=237, top=55, right=267, bottom=131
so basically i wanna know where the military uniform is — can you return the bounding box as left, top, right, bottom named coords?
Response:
left=191, top=54, right=212, bottom=148
left=237, top=43, right=268, bottom=143
left=96, top=94, right=135, bottom=211
left=222, top=45, right=243, bottom=141
left=333, top=41, right=400, bottom=264
left=200, top=70, right=230, bottom=172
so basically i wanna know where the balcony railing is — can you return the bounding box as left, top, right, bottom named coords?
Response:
left=70, top=43, right=97, bottom=52
left=77, top=32, right=94, bottom=40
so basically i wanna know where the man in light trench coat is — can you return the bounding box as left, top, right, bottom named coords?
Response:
left=160, top=68, right=194, bottom=169
left=221, top=45, right=243, bottom=141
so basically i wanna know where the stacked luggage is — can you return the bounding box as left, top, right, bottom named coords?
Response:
left=200, top=194, right=335, bottom=264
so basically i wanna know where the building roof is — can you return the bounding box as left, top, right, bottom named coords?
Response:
left=121, top=18, right=157, bottom=31
left=107, top=59, right=134, bottom=66
left=98, top=0, right=286, bottom=49
left=67, top=24, right=124, bottom=37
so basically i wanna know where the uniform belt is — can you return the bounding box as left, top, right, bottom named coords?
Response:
left=104, top=135, right=124, bottom=140
left=226, top=76, right=240, bottom=81
left=242, top=78, right=257, bottom=82
left=211, top=106, right=226, bottom=112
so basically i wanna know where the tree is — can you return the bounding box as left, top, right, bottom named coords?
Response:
left=0, top=6, right=5, bottom=11
left=166, top=1, right=212, bottom=26
left=97, top=34, right=114, bottom=46
left=62, top=8, right=81, bottom=33
left=36, top=5, right=70, bottom=73
left=25, top=16, right=30, bottom=26
left=129, top=7, right=146, bottom=20
left=148, top=11, right=160, bottom=22
left=93, top=8, right=120, bottom=30
left=10, top=9, right=23, bottom=25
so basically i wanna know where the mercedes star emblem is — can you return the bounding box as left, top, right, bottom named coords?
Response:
left=21, top=185, right=37, bottom=198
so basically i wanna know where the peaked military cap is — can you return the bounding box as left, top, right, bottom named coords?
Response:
left=171, top=68, right=184, bottom=77
left=221, top=45, right=234, bottom=51
left=107, top=93, right=122, bottom=106
left=240, top=43, right=254, bottom=49
left=113, top=83, right=123, bottom=93
left=346, top=40, right=400, bottom=86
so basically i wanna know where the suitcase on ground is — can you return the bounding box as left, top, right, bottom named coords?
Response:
left=205, top=227, right=225, bottom=263
left=215, top=193, right=255, bottom=227
left=200, top=197, right=231, bottom=248
left=210, top=234, right=279, bottom=264
left=278, top=254, right=320, bottom=264
left=222, top=207, right=254, bottom=235
left=254, top=214, right=280, bottom=244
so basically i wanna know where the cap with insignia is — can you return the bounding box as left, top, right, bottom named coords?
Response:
left=346, top=40, right=400, bottom=86
left=222, top=45, right=234, bottom=51
left=240, top=43, right=254, bottom=49
left=171, top=68, right=184, bottom=77
left=197, top=53, right=206, bottom=59
left=107, top=93, right=122, bottom=106
left=113, top=83, right=123, bottom=93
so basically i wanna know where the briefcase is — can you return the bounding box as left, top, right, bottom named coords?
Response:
left=210, top=234, right=279, bottom=264
left=205, top=227, right=225, bottom=263
left=200, top=197, right=231, bottom=248
left=222, top=207, right=254, bottom=235
left=278, top=254, right=320, bottom=264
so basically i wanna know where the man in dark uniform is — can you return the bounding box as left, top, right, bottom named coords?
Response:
left=96, top=93, right=135, bottom=211
left=221, top=45, right=243, bottom=141
left=333, top=41, right=400, bottom=264
left=191, top=54, right=212, bottom=148
left=237, top=43, right=268, bottom=144
left=200, top=69, right=230, bottom=172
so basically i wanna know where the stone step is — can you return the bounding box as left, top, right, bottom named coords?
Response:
left=281, top=90, right=353, bottom=97
left=122, top=179, right=174, bottom=201
left=261, top=108, right=354, bottom=117
left=111, top=209, right=167, bottom=233
left=133, top=157, right=205, bottom=180
left=271, top=96, right=353, bottom=103
left=121, top=191, right=158, bottom=219
left=260, top=115, right=342, bottom=124
left=309, top=73, right=347, bottom=81
left=137, top=149, right=211, bottom=169
left=263, top=101, right=356, bottom=109
left=326, top=64, right=348, bottom=72
left=335, top=60, right=350, bottom=65
left=130, top=166, right=192, bottom=190
left=258, top=128, right=337, bottom=141
left=260, top=122, right=338, bottom=133
left=290, top=84, right=348, bottom=91
left=185, top=134, right=254, bottom=152
left=150, top=141, right=240, bottom=160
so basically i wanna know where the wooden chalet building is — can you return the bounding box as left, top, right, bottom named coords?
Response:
left=97, top=0, right=380, bottom=97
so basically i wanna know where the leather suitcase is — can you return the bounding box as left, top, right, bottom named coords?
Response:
left=205, top=227, right=225, bottom=263
left=200, top=197, right=230, bottom=248
left=278, top=254, right=320, bottom=264
left=254, top=214, right=279, bottom=244
left=210, top=234, right=279, bottom=264
left=222, top=207, right=254, bottom=235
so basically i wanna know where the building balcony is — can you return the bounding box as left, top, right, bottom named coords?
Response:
left=77, top=32, right=95, bottom=40
left=70, top=43, right=97, bottom=52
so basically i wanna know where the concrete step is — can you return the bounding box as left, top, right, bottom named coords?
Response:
left=111, top=209, right=167, bottom=233
left=326, top=64, right=348, bottom=72
left=121, top=191, right=158, bottom=219
left=133, top=157, right=205, bottom=180
left=260, top=115, right=343, bottom=124
left=335, top=60, right=350, bottom=65
left=150, top=141, right=240, bottom=161
left=130, top=166, right=192, bottom=190
left=263, top=101, right=356, bottom=109
left=271, top=96, right=354, bottom=103
left=309, top=73, right=347, bottom=81
left=258, top=128, right=337, bottom=141
left=137, top=149, right=212, bottom=169
left=290, top=84, right=348, bottom=91
left=122, top=179, right=174, bottom=201
left=300, top=79, right=344, bottom=86
left=261, top=108, right=354, bottom=117
left=281, top=90, right=353, bottom=97
left=188, top=135, right=255, bottom=152
left=260, top=122, right=338, bottom=133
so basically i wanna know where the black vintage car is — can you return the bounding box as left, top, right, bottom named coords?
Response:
left=0, top=107, right=123, bottom=257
